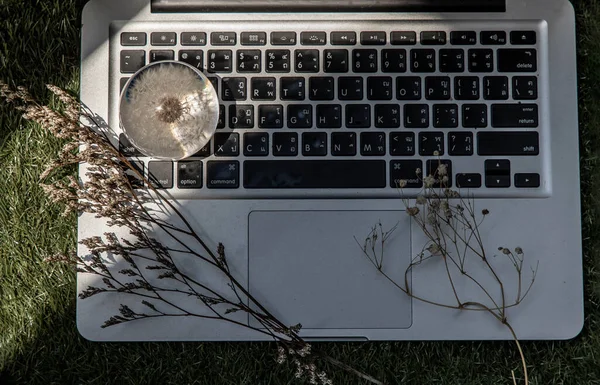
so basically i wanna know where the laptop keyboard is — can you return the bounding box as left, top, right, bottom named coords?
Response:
left=114, top=22, right=546, bottom=198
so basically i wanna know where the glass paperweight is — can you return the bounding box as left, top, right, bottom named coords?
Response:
left=119, top=61, right=219, bottom=160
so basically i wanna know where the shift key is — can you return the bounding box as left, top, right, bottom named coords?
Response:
left=492, top=104, right=538, bottom=127
left=478, top=131, right=539, bottom=156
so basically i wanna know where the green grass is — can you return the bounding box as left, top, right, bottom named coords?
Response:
left=1, top=0, right=599, bottom=384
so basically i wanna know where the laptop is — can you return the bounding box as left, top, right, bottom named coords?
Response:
left=78, top=0, right=583, bottom=341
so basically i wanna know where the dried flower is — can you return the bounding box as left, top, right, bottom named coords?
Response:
left=482, top=209, right=490, bottom=215
left=515, top=247, right=524, bottom=254
left=416, top=195, right=427, bottom=205
left=502, top=248, right=511, bottom=255
left=424, top=175, right=436, bottom=188
left=437, top=163, right=448, bottom=176
left=406, top=207, right=420, bottom=217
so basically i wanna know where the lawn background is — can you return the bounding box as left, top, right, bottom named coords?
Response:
left=1, top=0, right=599, bottom=384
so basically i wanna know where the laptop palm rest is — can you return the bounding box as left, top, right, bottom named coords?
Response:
left=248, top=210, right=412, bottom=331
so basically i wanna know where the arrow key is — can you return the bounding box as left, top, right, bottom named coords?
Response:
left=456, top=173, right=482, bottom=188
left=485, top=175, right=511, bottom=188
left=515, top=173, right=540, bottom=188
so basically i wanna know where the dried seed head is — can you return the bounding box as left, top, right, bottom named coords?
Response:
left=406, top=207, right=420, bottom=216
left=437, top=163, right=448, bottom=176
left=502, top=248, right=511, bottom=255
left=482, top=209, right=490, bottom=215
left=155, top=96, right=184, bottom=123
left=397, top=179, right=408, bottom=188
left=416, top=195, right=427, bottom=205
left=515, top=247, right=524, bottom=254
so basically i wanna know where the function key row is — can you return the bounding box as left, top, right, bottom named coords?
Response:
left=121, top=31, right=537, bottom=47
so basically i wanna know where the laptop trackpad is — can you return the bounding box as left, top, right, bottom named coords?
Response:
left=248, top=210, right=412, bottom=330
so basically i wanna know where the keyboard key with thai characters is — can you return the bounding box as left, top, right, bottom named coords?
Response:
left=181, top=32, right=207, bottom=46
left=361, top=132, right=386, bottom=156
left=426, top=159, right=452, bottom=187
left=120, top=51, right=145, bottom=73
left=207, top=161, right=239, bottom=188
left=439, top=49, right=465, bottom=72
left=222, top=77, right=247, bottom=101
left=207, top=50, right=232, bottom=72
left=419, top=132, right=444, bottom=156
left=280, top=77, right=305, bottom=100
left=211, top=32, right=236, bottom=46
left=244, top=160, right=385, bottom=188
left=148, top=161, right=174, bottom=189
left=266, top=50, right=291, bottom=72
left=375, top=104, right=401, bottom=128
left=301, top=31, right=326, bottom=45
left=433, top=104, right=458, bottom=128
left=468, top=49, right=493, bottom=72
left=405, top=104, right=429, bottom=128
left=498, top=49, right=537, bottom=72
left=510, top=31, right=536, bottom=45
left=484, top=76, right=509, bottom=100
left=229, top=105, right=254, bottom=129
left=381, top=49, right=407, bottom=72
left=425, top=76, right=451, bottom=100
left=367, top=76, right=393, bottom=100
left=391, top=31, right=417, bottom=45
left=390, top=160, right=422, bottom=188
left=177, top=161, right=203, bottom=189
left=295, top=49, right=319, bottom=72
left=179, top=50, right=203, bottom=69
left=421, top=31, right=446, bottom=45
left=462, top=104, right=487, bottom=128
left=396, top=77, right=422, bottom=100
left=208, top=77, right=219, bottom=96
left=244, top=132, right=269, bottom=156
left=515, top=173, right=540, bottom=188
left=241, top=32, right=266, bottom=45
left=258, top=105, right=284, bottom=128
left=151, top=32, right=176, bottom=46
left=411, top=49, right=436, bottom=72
left=237, top=50, right=261, bottom=72
left=456, top=173, right=482, bottom=188
left=324, top=49, right=349, bottom=73
left=273, top=132, right=298, bottom=156
left=353, top=49, right=377, bottom=73
left=331, top=31, right=357, bottom=45
left=288, top=105, right=313, bottom=128
left=150, top=50, right=174, bottom=62
left=252, top=77, right=276, bottom=100
left=450, top=31, right=476, bottom=45
left=338, top=77, right=363, bottom=100
left=218, top=105, right=225, bottom=129
left=448, top=132, right=474, bottom=155
left=271, top=32, right=297, bottom=45
left=390, top=132, right=415, bottom=156
left=346, top=105, right=371, bottom=128
left=491, top=104, right=538, bottom=127
left=361, top=31, right=386, bottom=45
left=309, top=77, right=334, bottom=100
left=316, top=104, right=342, bottom=128
left=214, top=133, right=240, bottom=156
left=193, top=140, right=212, bottom=157
left=454, top=77, right=479, bottom=100
left=302, top=132, right=327, bottom=156
left=513, top=76, right=538, bottom=100
left=478, top=131, right=539, bottom=155
left=331, top=132, right=357, bottom=156
left=480, top=31, right=506, bottom=45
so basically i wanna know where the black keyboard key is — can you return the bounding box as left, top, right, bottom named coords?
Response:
left=353, top=49, right=377, bottom=73
left=419, top=132, right=444, bottom=156
left=177, top=161, right=203, bottom=189
left=211, top=32, right=236, bottom=46
left=281, top=77, right=305, bottom=100
left=229, top=105, right=254, bottom=129
left=207, top=161, right=239, bottom=188
left=288, top=105, right=313, bottom=128
left=258, top=105, right=284, bottom=128
left=302, top=132, right=327, bottom=156
left=237, top=50, right=261, bottom=73
left=361, top=31, right=386, bottom=45
left=150, top=50, right=174, bottom=62
left=511, top=31, right=537, bottom=45
left=484, top=76, right=509, bottom=100
left=433, top=104, right=458, bottom=128
left=485, top=159, right=511, bottom=175
left=513, top=76, right=538, bottom=100
left=218, top=105, right=226, bottom=129
left=273, top=132, right=298, bottom=156
left=271, top=32, right=297, bottom=45
left=390, top=132, right=415, bottom=156
left=120, top=77, right=129, bottom=93
left=468, top=49, right=493, bottom=72
left=193, top=140, right=212, bottom=157
left=244, top=160, right=386, bottom=188
left=266, top=50, right=291, bottom=72
left=391, top=31, right=417, bottom=45
left=148, top=161, right=174, bottom=189
left=480, top=31, right=506, bottom=45
left=491, top=104, right=538, bottom=127
left=151, top=32, right=176, bottom=46
left=241, top=32, right=267, bottom=45
left=396, top=77, right=422, bottom=100
left=181, top=32, right=207, bottom=46
left=381, top=49, right=407, bottom=72
left=462, top=104, right=487, bottom=128
left=515, top=173, right=540, bottom=188
left=390, top=160, right=422, bottom=188
left=426, top=159, right=452, bottom=187
left=295, top=49, right=319, bottom=72
left=331, top=31, right=357, bottom=45
left=375, top=104, right=401, bottom=128
left=454, top=77, right=480, bottom=100
left=316, top=104, right=342, bottom=128
left=498, top=49, right=537, bottom=72
left=251, top=77, right=276, bottom=100
left=361, top=132, right=386, bottom=156
left=421, top=31, right=446, bottom=45
left=124, top=161, right=144, bottom=189
left=346, top=105, right=371, bottom=128
left=121, top=32, right=147, bottom=46
left=301, top=31, right=326, bottom=45
left=324, top=49, right=349, bottom=73
left=331, top=132, right=357, bottom=156
left=448, top=132, right=474, bottom=155
left=477, top=131, right=539, bottom=156
left=411, top=49, right=435, bottom=72
left=243, top=132, right=269, bottom=156
left=208, top=77, right=219, bottom=96
left=367, top=76, right=393, bottom=100
left=207, top=50, right=232, bottom=73
left=120, top=51, right=145, bottom=73
left=405, top=104, right=429, bottom=128
left=179, top=50, right=203, bottom=69
left=450, top=31, right=476, bottom=45
left=439, top=49, right=465, bottom=72
left=425, top=76, right=451, bottom=100
left=119, top=133, right=142, bottom=156
left=309, top=77, right=334, bottom=100
left=339, top=77, right=363, bottom=100
left=456, top=173, right=481, bottom=188
left=486, top=175, right=511, bottom=188
left=222, top=77, right=247, bottom=101
left=214, top=133, right=240, bottom=156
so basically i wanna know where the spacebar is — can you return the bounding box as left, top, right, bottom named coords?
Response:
left=244, top=160, right=386, bottom=188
